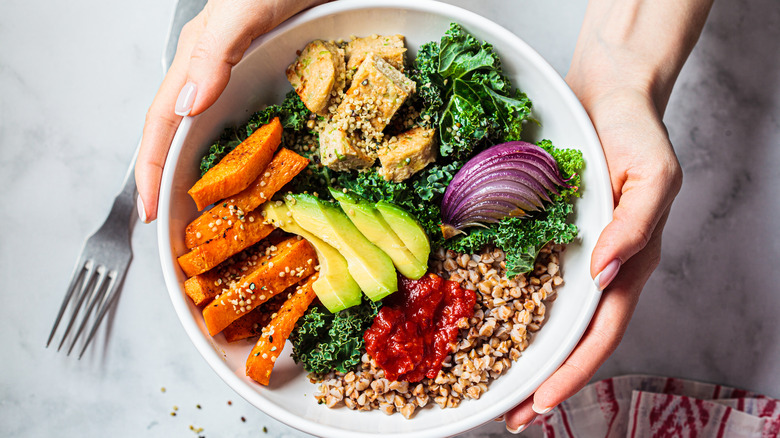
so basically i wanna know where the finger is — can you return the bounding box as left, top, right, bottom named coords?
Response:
left=590, top=162, right=678, bottom=284
left=531, top=210, right=669, bottom=413
left=178, top=2, right=255, bottom=116
left=180, top=0, right=328, bottom=117
left=504, top=396, right=537, bottom=434
left=135, top=15, right=206, bottom=222
left=588, top=97, right=682, bottom=282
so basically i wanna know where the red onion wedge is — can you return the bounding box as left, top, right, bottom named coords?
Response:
left=440, top=141, right=573, bottom=239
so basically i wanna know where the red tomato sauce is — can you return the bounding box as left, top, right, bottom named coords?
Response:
left=364, top=273, right=476, bottom=382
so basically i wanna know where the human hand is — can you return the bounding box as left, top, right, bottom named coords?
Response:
left=503, top=0, right=713, bottom=431
left=503, top=88, right=682, bottom=433
left=135, top=0, right=326, bottom=223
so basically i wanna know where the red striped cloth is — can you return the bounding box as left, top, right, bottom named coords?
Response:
left=533, top=375, right=780, bottom=437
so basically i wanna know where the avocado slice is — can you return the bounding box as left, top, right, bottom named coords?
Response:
left=285, top=194, right=398, bottom=301
left=331, top=189, right=426, bottom=280
left=375, top=201, right=431, bottom=265
left=261, top=202, right=362, bottom=312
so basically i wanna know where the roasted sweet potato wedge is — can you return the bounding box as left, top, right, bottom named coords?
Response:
left=188, top=117, right=282, bottom=211
left=184, top=148, right=309, bottom=249
left=177, top=210, right=273, bottom=278
left=183, top=242, right=272, bottom=307
left=201, top=237, right=317, bottom=336
left=246, top=273, right=318, bottom=385
left=222, top=292, right=287, bottom=343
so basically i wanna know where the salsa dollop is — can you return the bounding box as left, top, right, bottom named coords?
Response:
left=364, top=273, right=476, bottom=382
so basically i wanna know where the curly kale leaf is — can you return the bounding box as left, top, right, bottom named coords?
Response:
left=408, top=23, right=533, bottom=162
left=414, top=161, right=461, bottom=202
left=438, top=79, right=495, bottom=159
left=247, top=90, right=314, bottom=134
left=439, top=31, right=501, bottom=83
left=443, top=140, right=584, bottom=276
left=199, top=91, right=315, bottom=176
left=410, top=42, right=444, bottom=126
left=290, top=298, right=382, bottom=374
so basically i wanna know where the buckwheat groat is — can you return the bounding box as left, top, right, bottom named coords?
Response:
left=286, top=40, right=346, bottom=115
left=312, top=245, right=563, bottom=419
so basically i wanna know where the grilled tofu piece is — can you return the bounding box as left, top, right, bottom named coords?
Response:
left=286, top=40, right=346, bottom=115
left=334, top=53, right=416, bottom=139
left=378, top=127, right=437, bottom=182
left=345, top=34, right=406, bottom=73
left=319, top=123, right=375, bottom=171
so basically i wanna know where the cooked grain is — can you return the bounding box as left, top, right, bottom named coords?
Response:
left=311, top=244, right=564, bottom=418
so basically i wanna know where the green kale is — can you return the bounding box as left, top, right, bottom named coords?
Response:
left=290, top=298, right=382, bottom=374
left=198, top=129, right=244, bottom=177
left=414, top=161, right=461, bottom=202
left=199, top=91, right=316, bottom=176
left=409, top=41, right=444, bottom=126
left=443, top=140, right=584, bottom=276
left=409, top=23, right=533, bottom=162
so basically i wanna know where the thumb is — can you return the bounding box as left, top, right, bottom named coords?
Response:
left=591, top=160, right=682, bottom=288
left=175, top=3, right=258, bottom=117
left=175, top=0, right=328, bottom=117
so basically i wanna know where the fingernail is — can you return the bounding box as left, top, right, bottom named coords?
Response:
left=174, top=82, right=197, bottom=116
left=494, top=415, right=504, bottom=422
left=594, top=259, right=621, bottom=291
left=506, top=423, right=528, bottom=434
left=137, top=193, right=149, bottom=223
left=532, top=404, right=553, bottom=415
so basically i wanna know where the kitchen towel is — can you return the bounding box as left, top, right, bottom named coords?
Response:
left=533, top=375, right=780, bottom=437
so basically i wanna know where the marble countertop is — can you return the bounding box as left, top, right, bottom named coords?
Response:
left=1, top=0, right=778, bottom=436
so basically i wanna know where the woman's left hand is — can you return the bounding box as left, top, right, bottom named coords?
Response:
left=504, top=88, right=682, bottom=433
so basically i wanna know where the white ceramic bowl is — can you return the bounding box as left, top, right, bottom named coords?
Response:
left=158, top=1, right=612, bottom=436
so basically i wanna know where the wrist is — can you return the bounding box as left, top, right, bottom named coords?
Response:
left=565, top=36, right=675, bottom=117
left=567, top=0, right=713, bottom=115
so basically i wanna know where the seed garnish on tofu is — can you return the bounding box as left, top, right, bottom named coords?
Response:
left=378, top=126, right=437, bottom=182
left=286, top=40, right=346, bottom=115
left=345, top=34, right=407, bottom=74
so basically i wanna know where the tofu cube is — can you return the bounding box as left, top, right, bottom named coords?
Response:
left=334, top=52, right=416, bottom=138
left=286, top=40, right=346, bottom=115
left=319, top=123, right=375, bottom=171
left=345, top=34, right=406, bottom=73
left=378, top=127, right=437, bottom=182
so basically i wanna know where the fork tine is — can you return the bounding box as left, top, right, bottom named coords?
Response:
left=47, top=258, right=88, bottom=347
left=78, top=269, right=124, bottom=359
left=67, top=266, right=110, bottom=356
left=56, top=260, right=98, bottom=352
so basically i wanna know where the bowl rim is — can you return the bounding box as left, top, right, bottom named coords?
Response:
left=158, top=1, right=610, bottom=436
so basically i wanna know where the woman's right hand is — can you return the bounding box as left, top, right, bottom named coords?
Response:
left=135, top=0, right=326, bottom=223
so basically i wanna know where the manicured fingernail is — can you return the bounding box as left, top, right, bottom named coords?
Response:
left=137, top=193, right=149, bottom=223
left=532, top=404, right=553, bottom=415
left=594, top=259, right=621, bottom=291
left=494, top=415, right=504, bottom=422
left=506, top=423, right=528, bottom=434
left=174, top=82, right=197, bottom=116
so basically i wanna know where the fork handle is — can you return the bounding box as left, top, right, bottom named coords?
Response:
left=107, top=141, right=141, bottom=232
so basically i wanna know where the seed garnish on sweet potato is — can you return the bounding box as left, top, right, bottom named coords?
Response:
left=188, top=117, right=282, bottom=211
left=177, top=210, right=274, bottom=278
left=185, top=148, right=309, bottom=249
left=246, top=273, right=319, bottom=385
left=201, top=237, right=317, bottom=336
left=222, top=292, right=288, bottom=343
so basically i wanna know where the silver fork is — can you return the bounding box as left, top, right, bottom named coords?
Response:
left=46, top=0, right=205, bottom=358
left=46, top=147, right=137, bottom=358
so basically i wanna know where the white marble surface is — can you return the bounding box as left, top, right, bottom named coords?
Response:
left=1, top=1, right=778, bottom=437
